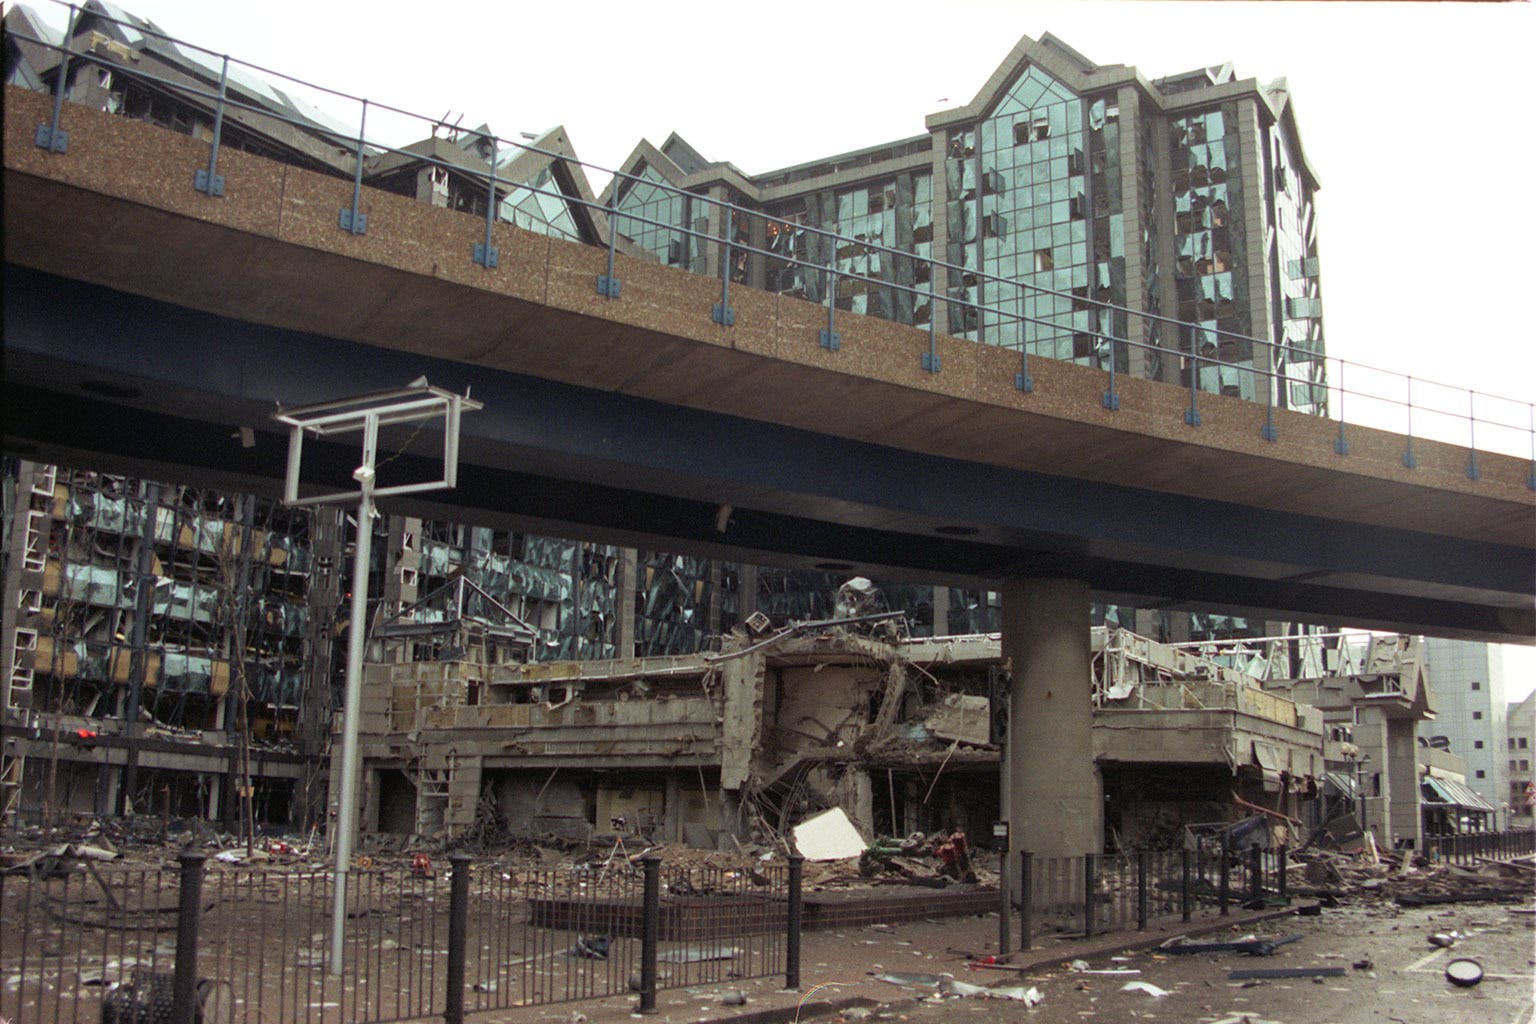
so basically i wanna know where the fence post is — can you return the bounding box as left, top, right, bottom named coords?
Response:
left=1083, top=854, right=1096, bottom=939
left=1136, top=852, right=1148, bottom=930
left=786, top=854, right=803, bottom=991
left=1277, top=845, right=1288, bottom=899
left=997, top=845, right=1012, bottom=956
left=639, top=853, right=661, bottom=1013
left=1249, top=846, right=1263, bottom=901
left=444, top=853, right=471, bottom=1024
left=172, top=853, right=206, bottom=1024
left=1218, top=837, right=1230, bottom=916
left=1180, top=850, right=1192, bottom=922
left=1019, top=851, right=1033, bottom=950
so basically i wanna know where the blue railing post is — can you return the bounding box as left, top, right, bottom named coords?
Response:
left=1466, top=389, right=1481, bottom=480
left=712, top=207, right=736, bottom=326
left=921, top=262, right=941, bottom=373
left=339, top=99, right=368, bottom=234
left=1334, top=360, right=1349, bottom=455
left=1185, top=341, right=1202, bottom=426
left=473, top=132, right=499, bottom=268
left=1402, top=375, right=1418, bottom=468
left=1015, top=287, right=1034, bottom=392
left=819, top=256, right=840, bottom=351
left=1262, top=351, right=1278, bottom=441
left=597, top=188, right=621, bottom=297
left=1102, top=335, right=1120, bottom=410
left=1528, top=403, right=1536, bottom=490
left=36, top=4, right=80, bottom=153
left=193, top=55, right=229, bottom=196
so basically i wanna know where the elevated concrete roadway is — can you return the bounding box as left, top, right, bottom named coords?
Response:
left=4, top=87, right=1534, bottom=643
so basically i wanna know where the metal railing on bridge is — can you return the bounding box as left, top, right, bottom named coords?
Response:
left=10, top=0, right=1535, bottom=482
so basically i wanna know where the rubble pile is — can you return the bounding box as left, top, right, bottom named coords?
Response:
left=1288, top=848, right=1535, bottom=906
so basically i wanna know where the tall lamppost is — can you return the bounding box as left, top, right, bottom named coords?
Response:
left=275, top=381, right=481, bottom=976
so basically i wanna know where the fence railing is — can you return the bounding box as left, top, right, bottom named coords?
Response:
left=1011, top=842, right=1295, bottom=950
left=0, top=851, right=802, bottom=1024
left=1424, top=828, right=1536, bottom=866
left=10, top=0, right=1536, bottom=473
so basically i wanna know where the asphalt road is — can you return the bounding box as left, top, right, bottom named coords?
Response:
left=857, top=900, right=1535, bottom=1024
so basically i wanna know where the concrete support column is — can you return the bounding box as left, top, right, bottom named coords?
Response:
left=664, top=774, right=681, bottom=844
left=1001, top=579, right=1100, bottom=860
left=1353, top=708, right=1388, bottom=845
left=1385, top=717, right=1421, bottom=851
left=617, top=548, right=638, bottom=659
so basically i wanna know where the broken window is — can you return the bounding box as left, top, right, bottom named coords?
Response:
left=1034, top=248, right=1054, bottom=272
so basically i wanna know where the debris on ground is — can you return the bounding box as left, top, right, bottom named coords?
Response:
left=1121, top=980, right=1171, bottom=997
left=1160, top=933, right=1303, bottom=956
left=1444, top=958, right=1483, bottom=987
left=1228, top=966, right=1347, bottom=980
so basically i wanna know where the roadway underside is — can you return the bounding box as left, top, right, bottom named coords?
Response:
left=4, top=267, right=1531, bottom=641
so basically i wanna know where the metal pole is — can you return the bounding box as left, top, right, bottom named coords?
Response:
left=997, top=847, right=1011, bottom=956
left=820, top=256, right=839, bottom=350
left=1334, top=361, right=1349, bottom=455
left=1249, top=845, right=1262, bottom=901
left=1136, top=851, right=1147, bottom=930
left=1083, top=853, right=1096, bottom=938
left=713, top=207, right=735, bottom=325
left=1467, top=389, right=1481, bottom=480
left=172, top=853, right=206, bottom=1024
left=1015, top=286, right=1034, bottom=392
left=194, top=56, right=229, bottom=195
left=1185, top=340, right=1202, bottom=426
left=444, top=854, right=470, bottom=1024
left=1218, top=836, right=1230, bottom=915
left=1180, top=850, right=1192, bottom=922
left=36, top=4, right=79, bottom=152
left=1403, top=376, right=1418, bottom=468
left=1277, top=845, right=1288, bottom=898
left=340, top=99, right=369, bottom=234
left=330, top=418, right=378, bottom=976
left=639, top=853, right=660, bottom=1013
left=786, top=854, right=803, bottom=990
left=1018, top=851, right=1033, bottom=949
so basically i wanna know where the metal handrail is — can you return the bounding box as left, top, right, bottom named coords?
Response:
left=14, top=0, right=1535, bottom=472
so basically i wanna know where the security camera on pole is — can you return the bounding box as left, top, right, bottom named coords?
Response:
left=274, top=380, right=482, bottom=977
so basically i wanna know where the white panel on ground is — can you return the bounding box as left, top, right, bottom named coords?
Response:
left=791, top=807, right=867, bottom=861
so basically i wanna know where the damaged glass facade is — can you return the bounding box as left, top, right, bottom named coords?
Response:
left=1171, top=105, right=1254, bottom=398
left=1267, top=120, right=1327, bottom=414
left=764, top=172, right=934, bottom=326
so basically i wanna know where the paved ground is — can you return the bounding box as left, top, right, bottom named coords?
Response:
left=462, top=897, right=1534, bottom=1024
left=871, top=901, right=1536, bottom=1024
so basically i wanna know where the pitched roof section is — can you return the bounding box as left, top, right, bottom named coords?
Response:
left=926, top=33, right=1138, bottom=131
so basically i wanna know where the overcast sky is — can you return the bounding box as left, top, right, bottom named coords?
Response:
left=20, top=0, right=1536, bottom=695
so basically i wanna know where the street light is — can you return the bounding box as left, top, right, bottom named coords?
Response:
left=274, top=380, right=481, bottom=977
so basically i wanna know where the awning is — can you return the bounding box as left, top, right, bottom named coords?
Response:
left=1323, top=772, right=1357, bottom=800
left=1421, top=776, right=1496, bottom=812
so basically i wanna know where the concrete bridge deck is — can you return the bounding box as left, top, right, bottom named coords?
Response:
left=4, top=87, right=1533, bottom=641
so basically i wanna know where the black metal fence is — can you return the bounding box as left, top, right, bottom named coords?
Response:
left=1014, top=842, right=1296, bottom=949
left=1424, top=828, right=1536, bottom=866
left=0, top=851, right=802, bottom=1024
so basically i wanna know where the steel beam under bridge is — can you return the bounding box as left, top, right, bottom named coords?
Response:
left=4, top=267, right=1532, bottom=643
